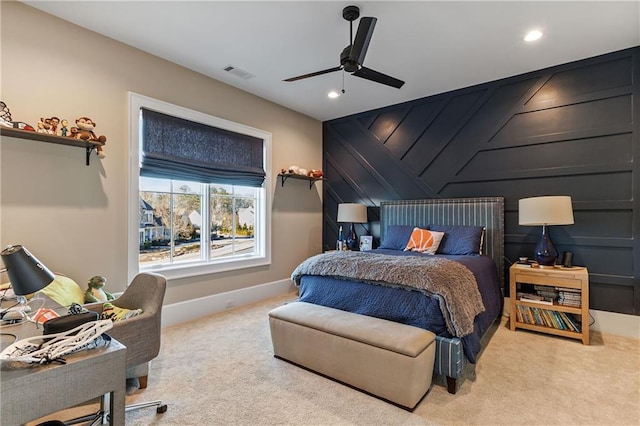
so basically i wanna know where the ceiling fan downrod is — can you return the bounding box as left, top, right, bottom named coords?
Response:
left=342, top=5, right=361, bottom=73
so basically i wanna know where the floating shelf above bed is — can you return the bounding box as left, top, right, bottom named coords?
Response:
left=1, top=127, right=105, bottom=166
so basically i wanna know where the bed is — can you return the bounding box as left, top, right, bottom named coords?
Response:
left=293, top=197, right=504, bottom=394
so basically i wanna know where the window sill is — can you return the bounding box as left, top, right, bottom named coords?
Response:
left=141, top=255, right=270, bottom=280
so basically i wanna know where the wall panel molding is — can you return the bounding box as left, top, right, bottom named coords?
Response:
left=323, top=46, right=640, bottom=316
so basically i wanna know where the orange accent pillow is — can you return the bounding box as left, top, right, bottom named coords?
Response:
left=404, top=228, right=445, bottom=255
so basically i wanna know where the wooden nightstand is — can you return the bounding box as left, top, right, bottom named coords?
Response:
left=509, top=264, right=589, bottom=345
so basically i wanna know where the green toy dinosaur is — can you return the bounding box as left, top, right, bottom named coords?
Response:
left=84, top=276, right=115, bottom=303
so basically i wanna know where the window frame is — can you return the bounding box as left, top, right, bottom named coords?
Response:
left=128, top=92, right=271, bottom=281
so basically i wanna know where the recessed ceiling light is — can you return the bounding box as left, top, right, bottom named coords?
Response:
left=524, top=30, right=543, bottom=42
left=328, top=91, right=340, bottom=99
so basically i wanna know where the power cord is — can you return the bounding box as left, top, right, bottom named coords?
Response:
left=0, top=332, right=17, bottom=343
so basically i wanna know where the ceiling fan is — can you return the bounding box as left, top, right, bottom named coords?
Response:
left=283, top=5, right=405, bottom=89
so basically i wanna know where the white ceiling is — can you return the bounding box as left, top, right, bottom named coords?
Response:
left=25, top=1, right=640, bottom=122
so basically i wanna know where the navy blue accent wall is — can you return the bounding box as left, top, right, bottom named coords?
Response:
left=323, top=47, right=640, bottom=316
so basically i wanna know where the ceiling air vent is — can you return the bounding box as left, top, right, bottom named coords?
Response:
left=223, top=65, right=255, bottom=80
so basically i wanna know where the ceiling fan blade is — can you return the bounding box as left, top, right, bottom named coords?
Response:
left=283, top=66, right=343, bottom=82
left=352, top=67, right=405, bottom=89
left=349, top=17, right=376, bottom=65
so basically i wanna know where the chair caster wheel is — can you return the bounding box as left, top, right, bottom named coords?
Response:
left=157, top=404, right=168, bottom=414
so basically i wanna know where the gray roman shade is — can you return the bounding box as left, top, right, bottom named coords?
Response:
left=140, top=108, right=265, bottom=187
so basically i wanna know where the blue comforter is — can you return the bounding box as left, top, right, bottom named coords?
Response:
left=297, top=249, right=502, bottom=363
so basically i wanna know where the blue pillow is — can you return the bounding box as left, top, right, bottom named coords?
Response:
left=379, top=225, right=416, bottom=250
left=429, top=225, right=484, bottom=255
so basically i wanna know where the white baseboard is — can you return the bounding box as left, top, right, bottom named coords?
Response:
left=590, top=309, right=640, bottom=339
left=162, top=279, right=295, bottom=328
left=504, top=297, right=640, bottom=339
left=164, top=290, right=639, bottom=339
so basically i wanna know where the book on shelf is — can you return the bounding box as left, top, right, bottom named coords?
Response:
left=517, top=292, right=554, bottom=305
left=540, top=309, right=555, bottom=328
left=516, top=306, right=523, bottom=323
left=559, top=311, right=582, bottom=332
left=516, top=284, right=558, bottom=304
left=556, top=286, right=581, bottom=293
left=551, top=311, right=566, bottom=330
left=555, top=286, right=581, bottom=308
left=558, top=293, right=581, bottom=299
left=533, top=286, right=559, bottom=298
left=558, top=311, right=575, bottom=332
left=516, top=305, right=581, bottom=332
left=558, top=301, right=581, bottom=307
left=557, top=296, right=581, bottom=307
left=532, top=307, right=543, bottom=325
left=521, top=296, right=553, bottom=305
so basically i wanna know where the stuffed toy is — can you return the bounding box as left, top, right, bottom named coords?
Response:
left=84, top=276, right=115, bottom=303
left=286, top=165, right=300, bottom=175
left=70, top=116, right=107, bottom=158
left=308, top=169, right=323, bottom=178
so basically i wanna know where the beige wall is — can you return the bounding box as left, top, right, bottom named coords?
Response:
left=0, top=2, right=322, bottom=304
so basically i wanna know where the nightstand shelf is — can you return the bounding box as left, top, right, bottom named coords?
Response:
left=509, top=264, right=589, bottom=345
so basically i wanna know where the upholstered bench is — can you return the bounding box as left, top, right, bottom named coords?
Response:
left=268, top=301, right=436, bottom=410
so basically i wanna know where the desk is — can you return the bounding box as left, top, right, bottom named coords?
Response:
left=0, top=308, right=126, bottom=425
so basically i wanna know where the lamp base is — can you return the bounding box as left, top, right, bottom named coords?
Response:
left=346, top=223, right=359, bottom=251
left=535, top=225, right=558, bottom=266
left=0, top=300, right=32, bottom=323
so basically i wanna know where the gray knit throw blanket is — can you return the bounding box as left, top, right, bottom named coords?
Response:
left=291, top=251, right=486, bottom=337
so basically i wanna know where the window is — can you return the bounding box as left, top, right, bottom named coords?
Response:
left=128, top=93, right=271, bottom=280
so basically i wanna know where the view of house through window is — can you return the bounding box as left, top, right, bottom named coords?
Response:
left=139, top=177, right=257, bottom=267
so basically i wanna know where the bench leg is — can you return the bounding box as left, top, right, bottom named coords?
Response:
left=446, top=376, right=457, bottom=394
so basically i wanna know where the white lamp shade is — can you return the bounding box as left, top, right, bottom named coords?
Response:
left=337, top=203, right=367, bottom=223
left=519, top=196, right=574, bottom=226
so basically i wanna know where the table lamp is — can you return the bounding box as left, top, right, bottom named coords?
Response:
left=337, top=203, right=367, bottom=250
left=1, top=245, right=55, bottom=318
left=518, top=196, right=574, bottom=267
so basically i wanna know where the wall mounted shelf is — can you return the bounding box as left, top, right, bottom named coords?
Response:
left=0, top=127, right=105, bottom=166
left=278, top=173, right=324, bottom=189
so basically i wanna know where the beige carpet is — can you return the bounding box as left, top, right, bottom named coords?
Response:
left=32, top=293, right=640, bottom=425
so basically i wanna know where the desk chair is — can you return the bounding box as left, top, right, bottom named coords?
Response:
left=67, top=272, right=168, bottom=424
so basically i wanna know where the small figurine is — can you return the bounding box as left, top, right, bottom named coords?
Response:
left=36, top=118, right=55, bottom=134
left=49, top=117, right=60, bottom=134
left=84, top=276, right=115, bottom=303
left=59, top=119, right=69, bottom=137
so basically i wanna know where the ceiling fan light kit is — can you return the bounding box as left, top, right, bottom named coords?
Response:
left=284, top=5, right=405, bottom=89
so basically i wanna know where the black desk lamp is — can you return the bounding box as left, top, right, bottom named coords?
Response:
left=1, top=245, right=55, bottom=317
